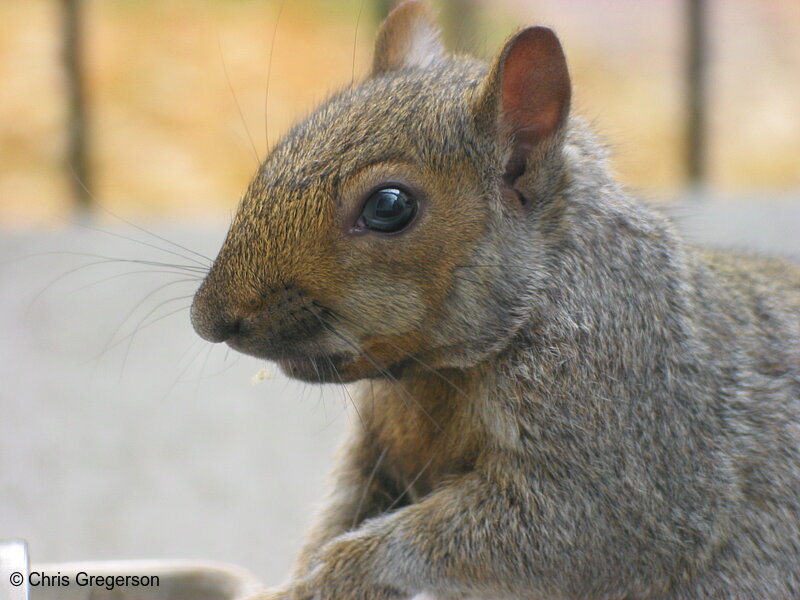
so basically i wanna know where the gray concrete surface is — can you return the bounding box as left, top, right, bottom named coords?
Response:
left=1, top=193, right=798, bottom=587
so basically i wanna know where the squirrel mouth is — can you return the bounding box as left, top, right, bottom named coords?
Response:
left=277, top=353, right=355, bottom=383
left=278, top=351, right=413, bottom=384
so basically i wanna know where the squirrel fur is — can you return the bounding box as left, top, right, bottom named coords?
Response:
left=191, top=2, right=800, bottom=598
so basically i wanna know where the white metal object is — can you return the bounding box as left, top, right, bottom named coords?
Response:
left=0, top=541, right=29, bottom=600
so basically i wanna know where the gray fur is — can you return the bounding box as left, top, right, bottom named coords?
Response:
left=191, top=6, right=800, bottom=599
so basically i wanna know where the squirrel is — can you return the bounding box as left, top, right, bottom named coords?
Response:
left=190, top=2, right=800, bottom=598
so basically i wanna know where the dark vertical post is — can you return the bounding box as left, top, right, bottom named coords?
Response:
left=686, top=0, right=707, bottom=189
left=62, top=0, right=92, bottom=210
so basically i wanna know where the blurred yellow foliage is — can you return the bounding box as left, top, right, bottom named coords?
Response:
left=0, top=0, right=798, bottom=226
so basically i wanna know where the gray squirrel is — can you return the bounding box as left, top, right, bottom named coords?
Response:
left=190, top=2, right=800, bottom=598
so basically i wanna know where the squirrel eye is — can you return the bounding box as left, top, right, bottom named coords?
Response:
left=359, top=187, right=417, bottom=233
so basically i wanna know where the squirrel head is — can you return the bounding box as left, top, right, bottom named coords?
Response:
left=191, top=1, right=572, bottom=383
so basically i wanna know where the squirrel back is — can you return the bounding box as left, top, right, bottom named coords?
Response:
left=191, top=3, right=800, bottom=597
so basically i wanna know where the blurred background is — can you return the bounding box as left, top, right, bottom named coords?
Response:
left=2, top=0, right=799, bottom=224
left=1, top=0, right=799, bottom=589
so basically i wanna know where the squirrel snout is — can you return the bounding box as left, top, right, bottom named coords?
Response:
left=190, top=281, right=247, bottom=343
left=190, top=298, right=243, bottom=344
left=194, top=313, right=243, bottom=344
left=191, top=277, right=328, bottom=361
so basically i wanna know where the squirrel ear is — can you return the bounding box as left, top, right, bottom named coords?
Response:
left=475, top=27, right=571, bottom=188
left=372, top=1, right=445, bottom=75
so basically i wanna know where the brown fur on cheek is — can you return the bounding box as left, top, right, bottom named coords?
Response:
left=342, top=277, right=427, bottom=336
left=328, top=163, right=488, bottom=373
left=322, top=277, right=428, bottom=379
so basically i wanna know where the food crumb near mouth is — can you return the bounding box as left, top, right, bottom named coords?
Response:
left=250, top=368, right=273, bottom=385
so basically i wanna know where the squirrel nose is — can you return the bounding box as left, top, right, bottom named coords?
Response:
left=207, top=317, right=244, bottom=343
left=190, top=282, right=246, bottom=343
left=191, top=304, right=244, bottom=343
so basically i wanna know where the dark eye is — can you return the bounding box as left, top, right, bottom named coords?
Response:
left=359, top=187, right=417, bottom=233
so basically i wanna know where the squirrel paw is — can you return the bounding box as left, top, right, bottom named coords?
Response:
left=281, top=534, right=408, bottom=600
left=248, top=588, right=292, bottom=600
